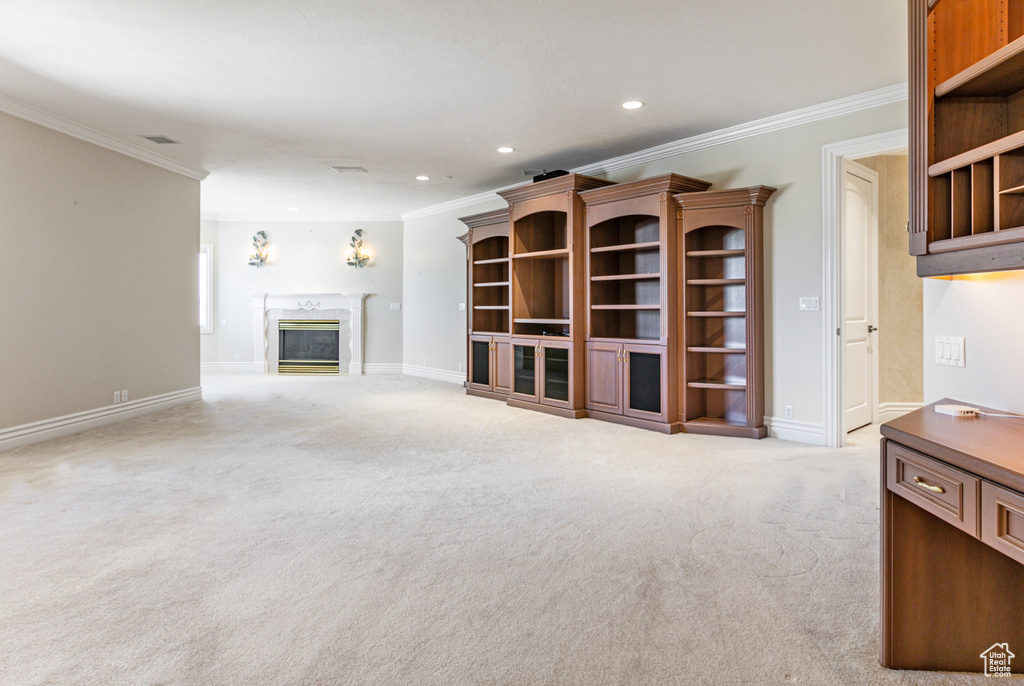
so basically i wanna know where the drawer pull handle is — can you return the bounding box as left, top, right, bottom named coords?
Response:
left=913, top=476, right=946, bottom=494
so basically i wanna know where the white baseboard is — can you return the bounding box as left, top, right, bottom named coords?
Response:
left=878, top=402, right=923, bottom=424
left=0, top=387, right=202, bottom=453
left=401, top=364, right=465, bottom=385
left=201, top=362, right=260, bottom=373
left=765, top=416, right=826, bottom=445
left=364, top=363, right=404, bottom=375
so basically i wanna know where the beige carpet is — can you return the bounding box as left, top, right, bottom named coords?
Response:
left=0, top=374, right=1011, bottom=685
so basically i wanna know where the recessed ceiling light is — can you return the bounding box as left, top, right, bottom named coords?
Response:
left=622, top=100, right=644, bottom=110
left=497, top=147, right=515, bottom=154
left=416, top=175, right=430, bottom=181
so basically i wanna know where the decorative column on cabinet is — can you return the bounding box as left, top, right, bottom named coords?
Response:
left=579, top=173, right=712, bottom=433
left=674, top=186, right=775, bottom=438
left=496, top=173, right=615, bottom=418
left=459, top=209, right=511, bottom=400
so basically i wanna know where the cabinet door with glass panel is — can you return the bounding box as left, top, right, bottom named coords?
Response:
left=510, top=337, right=573, bottom=410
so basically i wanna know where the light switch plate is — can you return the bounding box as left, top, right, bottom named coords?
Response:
left=935, top=335, right=965, bottom=367
left=799, top=297, right=820, bottom=311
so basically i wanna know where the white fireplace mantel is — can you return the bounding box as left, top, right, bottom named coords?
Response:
left=249, top=292, right=367, bottom=375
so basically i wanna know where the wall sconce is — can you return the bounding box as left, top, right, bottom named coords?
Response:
left=248, top=231, right=268, bottom=268
left=347, top=229, right=370, bottom=268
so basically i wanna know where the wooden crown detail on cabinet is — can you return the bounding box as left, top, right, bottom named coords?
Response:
left=459, top=174, right=776, bottom=438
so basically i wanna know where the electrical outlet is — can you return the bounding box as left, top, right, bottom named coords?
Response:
left=784, top=405, right=794, bottom=420
left=234, top=354, right=240, bottom=362
left=390, top=302, right=401, bottom=311
left=458, top=363, right=464, bottom=373
left=113, top=391, right=121, bottom=403
left=121, top=389, right=128, bottom=402
left=221, top=319, right=227, bottom=327
left=458, top=303, right=466, bottom=312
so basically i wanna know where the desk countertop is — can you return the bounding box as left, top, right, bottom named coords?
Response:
left=881, top=398, right=1024, bottom=493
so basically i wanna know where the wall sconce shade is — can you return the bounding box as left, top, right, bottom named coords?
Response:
left=249, top=231, right=269, bottom=268
left=347, top=229, right=370, bottom=268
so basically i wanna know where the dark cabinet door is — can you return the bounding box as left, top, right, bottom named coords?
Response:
left=510, top=339, right=539, bottom=401
left=540, top=343, right=571, bottom=407
left=623, top=344, right=667, bottom=422
left=468, top=335, right=493, bottom=391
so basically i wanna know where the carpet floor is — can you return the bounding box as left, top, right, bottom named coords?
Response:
left=0, top=373, right=1012, bottom=684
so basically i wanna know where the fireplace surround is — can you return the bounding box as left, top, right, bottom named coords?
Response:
left=250, top=293, right=367, bottom=375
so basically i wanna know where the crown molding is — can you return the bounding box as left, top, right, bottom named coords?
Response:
left=400, top=187, right=512, bottom=221
left=212, top=212, right=402, bottom=223
left=574, top=83, right=908, bottom=176
left=0, top=93, right=208, bottom=181
left=402, top=82, right=909, bottom=221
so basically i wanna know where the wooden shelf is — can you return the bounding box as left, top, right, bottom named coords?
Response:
left=591, top=304, right=660, bottom=311
left=513, top=248, right=569, bottom=259
left=927, top=225, right=1024, bottom=254
left=687, top=346, right=747, bottom=354
left=589, top=335, right=661, bottom=344
left=472, top=330, right=508, bottom=336
left=687, top=379, right=746, bottom=390
left=685, top=249, right=746, bottom=258
left=474, top=257, right=510, bottom=265
left=513, top=318, right=570, bottom=325
left=935, top=34, right=1024, bottom=99
left=1000, top=185, right=1024, bottom=196
left=929, top=130, right=1024, bottom=177
left=473, top=281, right=509, bottom=288
left=686, top=278, right=745, bottom=286
left=687, top=311, right=746, bottom=318
left=590, top=273, right=660, bottom=282
left=474, top=305, right=509, bottom=310
left=590, top=241, right=660, bottom=254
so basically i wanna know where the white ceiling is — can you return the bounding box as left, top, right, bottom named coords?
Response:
left=0, top=0, right=907, bottom=221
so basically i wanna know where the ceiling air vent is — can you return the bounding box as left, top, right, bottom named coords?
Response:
left=139, top=135, right=180, bottom=145
left=332, top=166, right=369, bottom=174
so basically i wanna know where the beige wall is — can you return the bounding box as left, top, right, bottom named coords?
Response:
left=855, top=154, right=921, bottom=405
left=207, top=221, right=404, bottom=367
left=403, top=102, right=908, bottom=431
left=0, top=111, right=200, bottom=429
left=924, top=273, right=1024, bottom=414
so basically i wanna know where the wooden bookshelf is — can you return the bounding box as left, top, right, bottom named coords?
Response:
left=579, top=173, right=712, bottom=433
left=675, top=186, right=775, bottom=439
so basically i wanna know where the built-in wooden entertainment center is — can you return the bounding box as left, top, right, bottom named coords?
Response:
left=460, top=173, right=775, bottom=437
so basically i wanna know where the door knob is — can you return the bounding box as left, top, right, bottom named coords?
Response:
left=868, top=325, right=878, bottom=333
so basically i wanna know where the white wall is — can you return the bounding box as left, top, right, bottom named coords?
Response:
left=924, top=274, right=1024, bottom=414
left=0, top=110, right=200, bottom=430
left=206, top=220, right=403, bottom=368
left=402, top=102, right=908, bottom=438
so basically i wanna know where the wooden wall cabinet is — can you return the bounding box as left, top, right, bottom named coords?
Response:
left=910, top=0, right=1024, bottom=275
left=675, top=186, right=775, bottom=439
left=459, top=209, right=511, bottom=399
left=497, top=174, right=614, bottom=418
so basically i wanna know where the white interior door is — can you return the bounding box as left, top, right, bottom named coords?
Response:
left=843, top=161, right=878, bottom=433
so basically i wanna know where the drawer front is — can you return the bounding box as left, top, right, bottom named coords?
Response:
left=886, top=442, right=980, bottom=537
left=982, top=481, right=1024, bottom=566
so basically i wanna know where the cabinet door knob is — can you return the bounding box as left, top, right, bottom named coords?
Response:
left=913, top=476, right=945, bottom=494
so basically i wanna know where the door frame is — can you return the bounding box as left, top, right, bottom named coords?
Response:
left=842, top=159, right=880, bottom=433
left=822, top=128, right=908, bottom=448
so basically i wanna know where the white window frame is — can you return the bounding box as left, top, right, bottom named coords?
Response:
left=199, top=243, right=213, bottom=334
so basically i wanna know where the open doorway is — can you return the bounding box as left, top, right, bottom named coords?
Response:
left=822, top=130, right=922, bottom=447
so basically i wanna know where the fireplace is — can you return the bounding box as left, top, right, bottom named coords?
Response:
left=251, top=293, right=367, bottom=375
left=278, top=320, right=340, bottom=374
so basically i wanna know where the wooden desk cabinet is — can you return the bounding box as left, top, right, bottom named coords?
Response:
left=880, top=400, right=1024, bottom=672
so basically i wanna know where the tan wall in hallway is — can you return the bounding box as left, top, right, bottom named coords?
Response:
left=856, top=154, right=921, bottom=405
